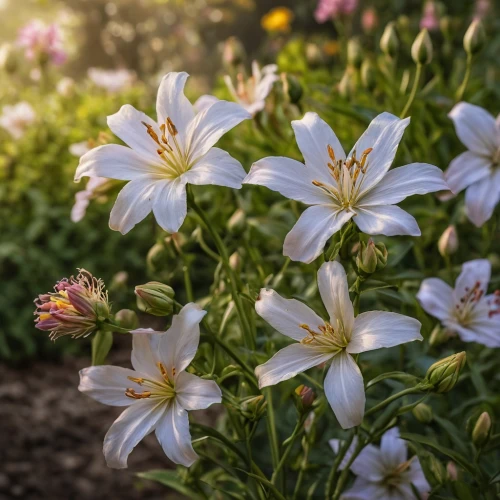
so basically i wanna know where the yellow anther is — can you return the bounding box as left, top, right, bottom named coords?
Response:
left=312, top=180, right=325, bottom=187
left=39, top=313, right=52, bottom=321
left=127, top=376, right=144, bottom=385
left=327, top=144, right=336, bottom=162
left=300, top=323, right=319, bottom=336
left=360, top=147, right=373, bottom=170
left=125, top=388, right=151, bottom=399
left=166, top=117, right=178, bottom=136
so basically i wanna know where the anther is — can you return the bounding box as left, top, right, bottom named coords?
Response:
left=166, top=117, right=178, bottom=136
left=127, top=376, right=144, bottom=385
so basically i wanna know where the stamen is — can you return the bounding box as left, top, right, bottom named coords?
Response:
left=125, top=388, right=151, bottom=399
left=166, top=117, right=177, bottom=136
left=127, top=376, right=144, bottom=385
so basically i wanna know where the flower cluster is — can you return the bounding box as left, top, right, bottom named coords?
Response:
left=17, top=20, right=66, bottom=66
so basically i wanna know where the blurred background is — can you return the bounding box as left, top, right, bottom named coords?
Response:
left=0, top=0, right=497, bottom=498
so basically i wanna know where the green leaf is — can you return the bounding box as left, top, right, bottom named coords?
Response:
left=91, top=330, right=113, bottom=366
left=366, top=371, right=421, bottom=389
left=137, top=470, right=205, bottom=499
left=235, top=469, right=286, bottom=500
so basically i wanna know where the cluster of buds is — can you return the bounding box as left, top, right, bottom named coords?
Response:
left=135, top=281, right=175, bottom=316
left=34, top=269, right=110, bottom=340
left=423, top=352, right=466, bottom=393
left=355, top=239, right=388, bottom=276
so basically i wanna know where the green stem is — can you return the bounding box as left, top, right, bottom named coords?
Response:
left=264, top=388, right=281, bottom=480
left=292, top=438, right=311, bottom=500
left=325, top=431, right=355, bottom=499
left=400, top=63, right=422, bottom=119
left=456, top=53, right=472, bottom=102
left=365, top=386, right=423, bottom=417
left=182, top=262, right=194, bottom=302
left=332, top=437, right=366, bottom=500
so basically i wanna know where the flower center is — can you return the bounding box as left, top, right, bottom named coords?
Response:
left=493, top=147, right=500, bottom=166
left=383, top=458, right=413, bottom=487
left=125, top=361, right=176, bottom=402
left=312, top=145, right=373, bottom=210
left=299, top=320, right=349, bottom=351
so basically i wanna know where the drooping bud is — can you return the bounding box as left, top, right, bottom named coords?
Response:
left=438, top=225, right=458, bottom=257
left=135, top=282, right=175, bottom=316
left=472, top=411, right=491, bottom=447
left=347, top=37, right=363, bottom=69
left=424, top=352, right=466, bottom=393
left=411, top=28, right=433, bottom=65
left=380, top=22, right=399, bottom=59
left=361, top=59, right=377, bottom=91
left=222, top=36, right=246, bottom=68
left=34, top=269, right=110, bottom=340
left=294, top=385, right=316, bottom=413
left=413, top=402, right=433, bottom=423
left=463, top=19, right=486, bottom=56
left=114, top=309, right=139, bottom=330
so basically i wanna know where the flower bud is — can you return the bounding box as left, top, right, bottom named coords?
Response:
left=34, top=269, right=110, bottom=340
left=361, top=59, right=377, bottom=91
left=439, top=16, right=452, bottom=41
left=361, top=7, right=378, bottom=34
left=227, top=208, right=246, bottom=236
left=446, top=461, right=458, bottom=481
left=229, top=251, right=241, bottom=271
left=472, top=411, right=491, bottom=447
left=239, top=395, right=267, bottom=421
left=463, top=19, right=486, bottom=56
left=374, top=242, right=388, bottom=271
left=347, top=37, right=363, bottom=69
left=135, top=282, right=175, bottom=316
left=114, top=309, right=139, bottom=330
left=413, top=403, right=433, bottom=423
left=222, top=36, right=245, bottom=68
left=429, top=325, right=452, bottom=347
left=438, top=225, right=458, bottom=257
left=425, top=352, right=466, bottom=393
left=294, top=385, right=316, bottom=412
left=281, top=72, right=303, bottom=104
left=356, top=239, right=378, bottom=275
left=338, top=68, right=355, bottom=98
left=411, top=28, right=433, bottom=65
left=380, top=22, right=399, bottom=58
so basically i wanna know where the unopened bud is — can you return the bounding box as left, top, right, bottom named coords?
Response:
left=227, top=208, right=246, bottom=236
left=439, top=16, right=452, bottom=40
left=347, top=37, right=363, bottom=69
left=361, top=59, right=377, bottom=91
left=472, top=412, right=491, bottom=447
left=446, top=461, right=458, bottom=481
left=114, top=309, right=139, bottom=330
left=380, top=22, right=399, bottom=58
left=413, top=403, right=433, bottom=423
left=229, top=251, right=241, bottom=271
left=438, top=225, right=458, bottom=257
left=294, top=385, right=316, bottom=412
left=429, top=325, right=452, bottom=347
left=338, top=68, right=355, bottom=98
left=463, top=19, right=486, bottom=56
left=411, top=28, right=433, bottom=65
left=240, top=395, right=267, bottom=421
left=281, top=72, right=303, bottom=104
left=425, top=351, right=466, bottom=393
left=374, top=241, right=388, bottom=271
left=356, top=239, right=378, bottom=275
left=222, top=36, right=245, bottom=68
left=135, top=282, right=175, bottom=316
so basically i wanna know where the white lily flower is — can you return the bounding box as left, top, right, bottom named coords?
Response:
left=445, top=102, right=500, bottom=227
left=75, top=72, right=250, bottom=234
left=244, top=112, right=448, bottom=263
left=254, top=261, right=422, bottom=428
left=0, top=101, right=36, bottom=139
left=417, top=259, right=500, bottom=348
left=330, top=427, right=430, bottom=499
left=78, top=303, right=222, bottom=468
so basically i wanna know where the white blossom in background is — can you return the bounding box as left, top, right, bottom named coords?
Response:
left=75, top=71, right=250, bottom=234
left=244, top=111, right=448, bottom=263
left=87, top=68, right=136, bottom=93
left=194, top=61, right=279, bottom=116
left=254, top=261, right=422, bottom=428
left=79, top=303, right=221, bottom=468
left=330, top=427, right=430, bottom=499
left=56, top=76, right=75, bottom=97
left=445, top=102, right=500, bottom=227
left=0, top=101, right=36, bottom=139
left=417, top=259, right=500, bottom=348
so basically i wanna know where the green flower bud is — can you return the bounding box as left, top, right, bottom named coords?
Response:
left=239, top=395, right=267, bottom=422
left=411, top=29, right=433, bottom=65
left=438, top=225, right=458, bottom=257
left=294, top=385, right=316, bottom=413
left=472, top=411, right=491, bottom=447
left=135, top=282, right=175, bottom=316
left=429, top=325, right=452, bottom=347
left=356, top=239, right=378, bottom=275
left=425, top=352, right=466, bottom=393
left=361, top=59, right=377, bottom=91
left=413, top=402, right=433, bottom=423
left=380, top=22, right=399, bottom=59
left=227, top=208, right=246, bottom=236
left=114, top=309, right=139, bottom=330
left=439, top=16, right=452, bottom=41
left=338, top=67, right=355, bottom=98
left=374, top=241, right=388, bottom=271
left=347, top=37, right=363, bottom=69
left=463, top=19, right=486, bottom=56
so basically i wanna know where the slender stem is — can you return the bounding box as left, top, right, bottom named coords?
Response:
left=332, top=437, right=366, bottom=500
left=400, top=63, right=422, bottom=119
left=264, top=388, right=281, bottom=478
left=456, top=53, right=473, bottom=102
left=292, top=437, right=311, bottom=500
left=325, top=431, right=355, bottom=499
left=182, top=262, right=194, bottom=302
left=365, top=386, right=423, bottom=417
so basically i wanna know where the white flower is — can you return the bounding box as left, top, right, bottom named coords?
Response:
left=330, top=427, right=430, bottom=499
left=0, top=101, right=36, bottom=139
left=56, top=76, right=75, bottom=97
left=244, top=112, right=448, bottom=263
left=75, top=72, right=250, bottom=234
left=417, top=259, right=500, bottom=348
left=445, top=102, right=500, bottom=227
left=194, top=61, right=279, bottom=116
left=78, top=303, right=222, bottom=468
left=71, top=176, right=108, bottom=222
left=87, top=67, right=135, bottom=93
left=254, top=261, right=422, bottom=428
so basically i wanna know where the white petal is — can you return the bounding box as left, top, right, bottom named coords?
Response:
left=417, top=278, right=454, bottom=321
left=75, top=144, right=163, bottom=182
left=348, top=112, right=399, bottom=158
left=465, top=171, right=500, bottom=227
left=78, top=366, right=138, bottom=406
left=109, top=177, right=158, bottom=234
left=71, top=190, right=90, bottom=223
left=158, top=303, right=207, bottom=376
left=342, top=478, right=388, bottom=500
left=283, top=206, right=354, bottom=264
left=131, top=332, right=162, bottom=380
left=183, top=147, right=246, bottom=189
left=255, top=343, right=333, bottom=389
left=380, top=427, right=407, bottom=469
left=186, top=100, right=250, bottom=162
left=353, top=205, right=420, bottom=237
left=407, top=459, right=431, bottom=495
left=291, top=112, right=346, bottom=185
left=356, top=117, right=411, bottom=196
left=107, top=104, right=164, bottom=165
left=103, top=400, right=164, bottom=469
left=155, top=402, right=198, bottom=467
left=156, top=72, right=195, bottom=148
left=152, top=178, right=187, bottom=233
left=359, top=163, right=449, bottom=206
left=348, top=312, right=422, bottom=354
left=193, top=94, right=219, bottom=113
left=449, top=102, right=498, bottom=156
left=324, top=351, right=365, bottom=429
left=243, top=156, right=331, bottom=205
left=317, top=261, right=354, bottom=335
left=255, top=288, right=325, bottom=342
left=445, top=322, right=479, bottom=344
left=245, top=100, right=266, bottom=116
left=175, top=371, right=222, bottom=410
left=461, top=316, right=500, bottom=348
left=455, top=259, right=491, bottom=302
left=261, top=63, right=278, bottom=75
left=254, top=73, right=279, bottom=102
left=445, top=151, right=491, bottom=195
left=350, top=444, right=385, bottom=481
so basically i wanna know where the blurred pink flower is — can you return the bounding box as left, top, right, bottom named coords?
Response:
left=314, top=0, right=358, bottom=23
left=420, top=1, right=440, bottom=31
left=361, top=7, right=378, bottom=33
left=17, top=20, right=66, bottom=65
left=474, top=0, right=490, bottom=19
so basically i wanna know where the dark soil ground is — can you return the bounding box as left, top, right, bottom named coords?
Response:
left=0, top=337, right=186, bottom=500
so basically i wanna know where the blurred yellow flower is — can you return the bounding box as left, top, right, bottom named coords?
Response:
left=261, top=7, right=294, bottom=33
left=323, top=40, right=340, bottom=56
